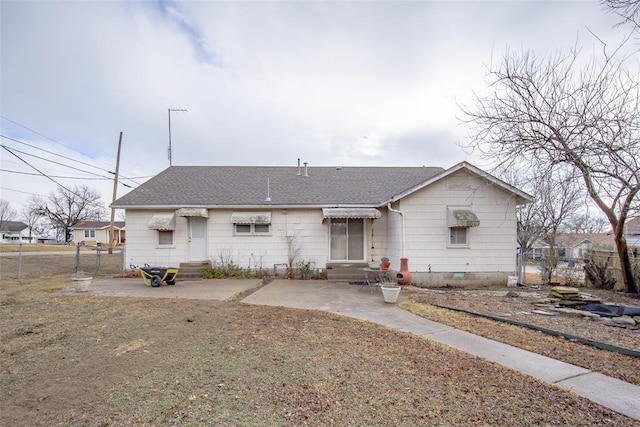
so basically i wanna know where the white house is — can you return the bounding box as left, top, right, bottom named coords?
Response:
left=70, top=221, right=126, bottom=246
left=0, top=221, right=38, bottom=244
left=111, top=162, right=533, bottom=286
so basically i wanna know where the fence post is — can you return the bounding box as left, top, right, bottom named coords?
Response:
left=17, top=242, right=23, bottom=280
left=96, top=247, right=101, bottom=273
left=75, top=243, right=81, bottom=273
left=517, top=250, right=524, bottom=284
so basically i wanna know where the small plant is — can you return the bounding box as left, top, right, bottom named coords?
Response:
left=201, top=267, right=224, bottom=279
left=296, top=260, right=312, bottom=279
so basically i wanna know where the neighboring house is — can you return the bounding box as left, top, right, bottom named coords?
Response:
left=0, top=221, right=38, bottom=244
left=70, top=221, right=126, bottom=246
left=554, top=233, right=616, bottom=260
left=111, top=162, right=533, bottom=286
left=624, top=217, right=640, bottom=249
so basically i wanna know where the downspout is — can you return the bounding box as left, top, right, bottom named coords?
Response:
left=387, top=202, right=405, bottom=257
left=388, top=202, right=412, bottom=285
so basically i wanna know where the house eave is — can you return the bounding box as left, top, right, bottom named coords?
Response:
left=113, top=203, right=388, bottom=210
left=382, top=161, right=534, bottom=206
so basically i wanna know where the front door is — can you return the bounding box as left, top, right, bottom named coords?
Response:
left=329, top=218, right=364, bottom=261
left=188, top=217, right=207, bottom=261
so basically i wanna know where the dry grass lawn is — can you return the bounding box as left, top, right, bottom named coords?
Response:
left=1, top=275, right=639, bottom=426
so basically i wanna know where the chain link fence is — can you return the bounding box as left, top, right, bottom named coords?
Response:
left=1, top=245, right=126, bottom=280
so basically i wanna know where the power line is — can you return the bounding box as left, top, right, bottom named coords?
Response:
left=0, top=122, right=142, bottom=186
left=1, top=144, right=114, bottom=179
left=0, top=186, right=44, bottom=197
left=1, top=133, right=141, bottom=186
left=1, top=146, right=107, bottom=207
left=2, top=145, right=74, bottom=193
left=0, top=168, right=132, bottom=184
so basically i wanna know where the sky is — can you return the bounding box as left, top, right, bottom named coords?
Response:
left=0, top=0, right=630, bottom=216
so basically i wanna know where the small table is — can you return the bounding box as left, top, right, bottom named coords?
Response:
left=358, top=267, right=394, bottom=292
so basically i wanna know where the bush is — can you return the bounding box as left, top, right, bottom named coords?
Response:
left=583, top=255, right=617, bottom=290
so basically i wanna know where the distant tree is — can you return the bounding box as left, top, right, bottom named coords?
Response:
left=561, top=212, right=610, bottom=234
left=21, top=206, right=46, bottom=242
left=0, top=199, right=17, bottom=223
left=0, top=199, right=17, bottom=234
left=28, top=186, right=105, bottom=242
left=500, top=166, right=583, bottom=282
left=460, top=40, right=640, bottom=294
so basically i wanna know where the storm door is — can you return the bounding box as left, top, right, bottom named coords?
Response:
left=330, top=218, right=364, bottom=261
left=188, top=217, right=207, bottom=261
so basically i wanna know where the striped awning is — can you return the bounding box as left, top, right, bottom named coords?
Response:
left=176, top=208, right=209, bottom=218
left=447, top=208, right=480, bottom=227
left=147, top=213, right=176, bottom=231
left=322, top=208, right=381, bottom=219
left=230, top=212, right=271, bottom=224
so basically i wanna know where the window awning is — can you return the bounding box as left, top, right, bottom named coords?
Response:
left=322, top=208, right=381, bottom=219
left=147, top=213, right=176, bottom=231
left=176, top=208, right=209, bottom=218
left=447, top=208, right=480, bottom=227
left=231, top=212, right=271, bottom=224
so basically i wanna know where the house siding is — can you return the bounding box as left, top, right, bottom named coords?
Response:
left=398, top=170, right=517, bottom=285
left=208, top=209, right=329, bottom=269
left=120, top=164, right=528, bottom=287
left=125, top=208, right=387, bottom=270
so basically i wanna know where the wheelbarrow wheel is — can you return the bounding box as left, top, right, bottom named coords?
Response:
left=151, top=275, right=162, bottom=287
left=166, top=280, right=176, bottom=285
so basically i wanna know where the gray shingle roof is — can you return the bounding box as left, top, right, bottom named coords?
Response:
left=112, top=165, right=445, bottom=208
left=0, top=221, right=28, bottom=232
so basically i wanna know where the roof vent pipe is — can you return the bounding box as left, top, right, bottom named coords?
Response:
left=297, top=158, right=301, bottom=176
left=265, top=178, right=271, bottom=202
left=304, top=162, right=309, bottom=177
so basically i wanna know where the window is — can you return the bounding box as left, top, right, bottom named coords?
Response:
left=84, top=230, right=96, bottom=238
left=449, top=227, right=468, bottom=246
left=231, top=212, right=271, bottom=235
left=158, top=230, right=174, bottom=245
left=234, top=223, right=270, bottom=235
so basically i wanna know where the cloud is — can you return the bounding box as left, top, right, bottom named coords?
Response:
left=0, top=0, right=628, bottom=212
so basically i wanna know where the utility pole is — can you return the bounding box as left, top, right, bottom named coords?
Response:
left=108, top=131, right=123, bottom=255
left=168, top=108, right=187, bottom=166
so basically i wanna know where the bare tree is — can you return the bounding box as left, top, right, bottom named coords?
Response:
left=21, top=206, right=46, bottom=243
left=460, top=41, right=640, bottom=294
left=28, top=186, right=105, bottom=242
left=0, top=199, right=17, bottom=233
left=535, top=168, right=585, bottom=282
left=501, top=166, right=583, bottom=281
left=601, top=0, right=640, bottom=30
left=561, top=211, right=609, bottom=234
left=285, top=233, right=301, bottom=279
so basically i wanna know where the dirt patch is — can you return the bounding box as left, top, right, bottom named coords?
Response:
left=1, top=277, right=639, bottom=426
left=401, top=286, right=640, bottom=386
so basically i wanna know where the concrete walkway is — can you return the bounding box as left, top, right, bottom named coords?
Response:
left=242, top=280, right=640, bottom=421
left=80, top=277, right=639, bottom=421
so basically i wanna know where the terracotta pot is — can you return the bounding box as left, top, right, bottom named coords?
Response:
left=396, top=257, right=412, bottom=285
left=381, top=261, right=391, bottom=270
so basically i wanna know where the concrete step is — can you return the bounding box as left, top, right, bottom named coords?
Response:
left=178, top=261, right=212, bottom=281
left=326, top=262, right=369, bottom=282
